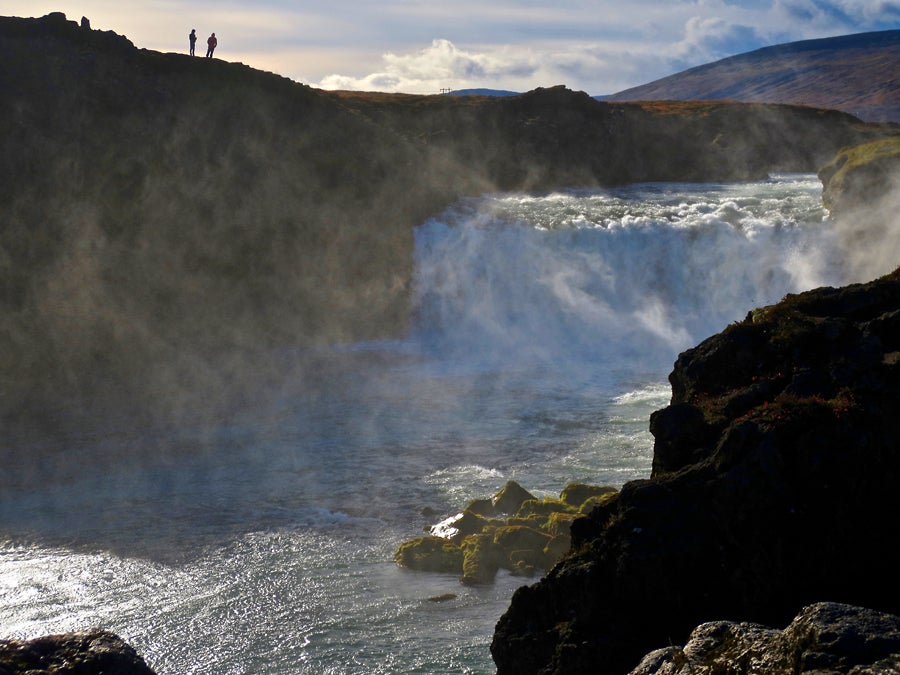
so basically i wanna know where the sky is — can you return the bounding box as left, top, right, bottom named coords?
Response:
left=4, top=1, right=899, bottom=94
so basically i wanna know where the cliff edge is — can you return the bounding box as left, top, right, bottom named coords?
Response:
left=0, top=12, right=891, bottom=432
left=492, top=266, right=900, bottom=673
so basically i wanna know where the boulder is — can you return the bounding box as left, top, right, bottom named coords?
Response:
left=492, top=481, right=536, bottom=515
left=0, top=630, right=156, bottom=674
left=393, top=536, right=463, bottom=574
left=628, top=603, right=900, bottom=675
left=559, top=482, right=617, bottom=509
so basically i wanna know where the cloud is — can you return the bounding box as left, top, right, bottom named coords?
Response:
left=773, top=0, right=900, bottom=30
left=317, top=39, right=541, bottom=93
left=674, top=16, right=766, bottom=64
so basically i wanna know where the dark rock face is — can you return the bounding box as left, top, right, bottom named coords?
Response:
left=492, top=268, right=900, bottom=674
left=629, top=602, right=900, bottom=675
left=0, top=630, right=156, bottom=674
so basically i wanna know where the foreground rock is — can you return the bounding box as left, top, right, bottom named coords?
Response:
left=395, top=480, right=616, bottom=584
left=0, top=630, right=156, bottom=674
left=629, top=603, right=900, bottom=675
left=492, top=267, right=900, bottom=674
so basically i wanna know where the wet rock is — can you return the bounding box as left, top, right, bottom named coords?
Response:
left=492, top=481, right=536, bottom=515
left=559, top=483, right=617, bottom=509
left=397, top=481, right=618, bottom=584
left=394, top=536, right=463, bottom=574
left=0, top=630, right=156, bottom=674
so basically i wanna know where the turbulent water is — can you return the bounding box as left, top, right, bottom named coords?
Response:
left=0, top=176, right=846, bottom=674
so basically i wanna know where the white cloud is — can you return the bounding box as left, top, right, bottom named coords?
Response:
left=317, top=39, right=542, bottom=93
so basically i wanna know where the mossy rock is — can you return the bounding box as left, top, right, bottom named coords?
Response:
left=465, top=497, right=496, bottom=518
left=543, top=534, right=572, bottom=565
left=394, top=536, right=463, bottom=574
left=493, top=525, right=553, bottom=555
left=508, top=514, right=547, bottom=529
left=544, top=511, right=580, bottom=536
left=516, top=497, right=577, bottom=519
left=559, top=483, right=618, bottom=508
left=508, top=548, right=546, bottom=577
left=492, top=480, right=536, bottom=515
left=579, top=491, right=619, bottom=513
left=461, top=533, right=504, bottom=585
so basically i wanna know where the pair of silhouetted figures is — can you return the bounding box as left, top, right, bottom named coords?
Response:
left=189, top=29, right=216, bottom=58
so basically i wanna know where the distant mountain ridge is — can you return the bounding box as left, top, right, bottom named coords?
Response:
left=607, top=30, right=900, bottom=123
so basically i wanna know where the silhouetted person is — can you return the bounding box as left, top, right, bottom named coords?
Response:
left=206, top=32, right=217, bottom=58
left=189, top=29, right=197, bottom=56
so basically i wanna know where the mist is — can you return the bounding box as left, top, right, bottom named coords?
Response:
left=829, top=170, right=900, bottom=283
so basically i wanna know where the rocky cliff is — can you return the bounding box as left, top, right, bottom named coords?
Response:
left=0, top=12, right=890, bottom=431
left=491, top=266, right=900, bottom=674
left=817, top=137, right=900, bottom=284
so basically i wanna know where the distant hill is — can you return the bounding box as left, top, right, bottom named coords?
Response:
left=608, top=30, right=900, bottom=123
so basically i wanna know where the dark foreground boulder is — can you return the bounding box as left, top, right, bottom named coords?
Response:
left=0, top=630, right=156, bottom=674
left=492, top=268, right=900, bottom=674
left=629, top=603, right=900, bottom=675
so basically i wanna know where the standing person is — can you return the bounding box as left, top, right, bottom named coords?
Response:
left=206, top=32, right=217, bottom=58
left=189, top=29, right=197, bottom=56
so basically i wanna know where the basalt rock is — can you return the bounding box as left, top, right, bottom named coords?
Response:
left=0, top=630, right=156, bottom=674
left=628, top=602, right=900, bottom=675
left=492, top=267, right=900, bottom=674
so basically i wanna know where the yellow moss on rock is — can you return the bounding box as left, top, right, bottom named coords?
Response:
left=394, top=536, right=463, bottom=574
left=397, top=481, right=615, bottom=584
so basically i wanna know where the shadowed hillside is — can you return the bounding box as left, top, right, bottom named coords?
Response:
left=609, top=30, right=900, bottom=123
left=0, top=12, right=891, bottom=436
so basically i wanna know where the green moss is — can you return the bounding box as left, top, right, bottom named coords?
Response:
left=579, top=491, right=618, bottom=514
left=544, top=511, right=580, bottom=536
left=493, top=525, right=552, bottom=554
left=394, top=536, right=463, bottom=574
left=516, top=497, right=577, bottom=519
left=461, top=533, right=503, bottom=585
left=559, top=483, right=617, bottom=508
left=822, top=136, right=900, bottom=184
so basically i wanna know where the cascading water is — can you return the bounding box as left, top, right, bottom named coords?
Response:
left=0, top=175, right=846, bottom=674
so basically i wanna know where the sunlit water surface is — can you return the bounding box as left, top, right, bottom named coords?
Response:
left=0, top=176, right=844, bottom=673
